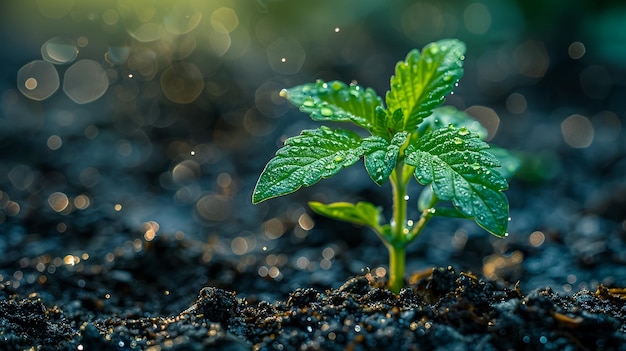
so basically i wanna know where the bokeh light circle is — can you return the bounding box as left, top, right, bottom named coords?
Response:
left=41, top=37, right=78, bottom=64
left=63, top=60, right=110, bottom=104
left=17, top=60, right=60, bottom=101
left=561, top=114, right=594, bottom=149
left=105, top=46, right=131, bottom=65
left=160, top=62, right=204, bottom=104
left=164, top=3, right=202, bottom=35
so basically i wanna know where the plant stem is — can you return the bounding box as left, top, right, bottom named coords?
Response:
left=386, top=244, right=405, bottom=294
left=390, top=162, right=407, bottom=244
left=387, top=161, right=438, bottom=293
left=388, top=161, right=410, bottom=293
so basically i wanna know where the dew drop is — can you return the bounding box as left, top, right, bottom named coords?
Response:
left=430, top=46, right=439, bottom=54
left=320, top=107, right=333, bottom=117
left=505, top=232, right=510, bottom=237
left=458, top=127, right=470, bottom=136
left=403, top=195, right=410, bottom=201
left=453, top=137, right=463, bottom=145
left=334, top=155, right=344, bottom=162
left=444, top=75, right=452, bottom=82
left=279, top=89, right=288, bottom=98
left=281, top=57, right=287, bottom=63
left=302, top=99, right=315, bottom=107
left=471, top=163, right=481, bottom=171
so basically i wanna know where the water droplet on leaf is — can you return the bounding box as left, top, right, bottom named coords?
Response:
left=453, top=137, right=463, bottom=145
left=458, top=127, right=470, bottom=136
left=320, top=107, right=333, bottom=117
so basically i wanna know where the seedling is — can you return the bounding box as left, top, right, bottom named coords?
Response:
left=253, top=39, right=515, bottom=293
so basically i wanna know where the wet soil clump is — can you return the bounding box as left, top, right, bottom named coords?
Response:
left=2, top=266, right=624, bottom=350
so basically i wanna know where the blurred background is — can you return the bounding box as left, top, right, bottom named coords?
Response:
left=1, top=0, right=625, bottom=297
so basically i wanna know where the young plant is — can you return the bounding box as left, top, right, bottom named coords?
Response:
left=252, top=39, right=515, bottom=293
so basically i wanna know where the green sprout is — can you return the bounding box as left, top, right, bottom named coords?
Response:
left=252, top=39, right=517, bottom=293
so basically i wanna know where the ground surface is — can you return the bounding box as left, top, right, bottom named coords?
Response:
left=2, top=2, right=626, bottom=350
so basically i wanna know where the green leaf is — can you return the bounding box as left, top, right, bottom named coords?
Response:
left=405, top=126, right=509, bottom=236
left=280, top=80, right=384, bottom=134
left=308, top=201, right=382, bottom=231
left=362, top=132, right=408, bottom=185
left=418, top=106, right=488, bottom=139
left=252, top=126, right=363, bottom=203
left=386, top=39, right=466, bottom=132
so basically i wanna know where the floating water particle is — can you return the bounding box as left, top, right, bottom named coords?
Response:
left=281, top=57, right=286, bottom=63
left=334, top=27, right=340, bottom=33
left=127, top=73, right=134, bottom=79
left=403, top=195, right=410, bottom=201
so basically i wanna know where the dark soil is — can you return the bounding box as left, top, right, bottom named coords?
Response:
left=3, top=1, right=626, bottom=350
left=1, top=264, right=625, bottom=350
